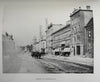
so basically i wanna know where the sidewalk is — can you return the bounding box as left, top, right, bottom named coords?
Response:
left=44, top=54, right=93, bottom=67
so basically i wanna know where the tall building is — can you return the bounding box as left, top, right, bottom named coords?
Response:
left=70, top=6, right=94, bottom=57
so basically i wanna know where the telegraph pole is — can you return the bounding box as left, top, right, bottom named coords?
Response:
left=39, top=25, right=43, bottom=52
left=45, top=18, right=48, bottom=31
left=39, top=25, right=43, bottom=41
left=45, top=18, right=48, bottom=53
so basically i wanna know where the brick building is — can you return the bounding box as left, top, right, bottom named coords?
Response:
left=85, top=18, right=94, bottom=58
left=46, top=24, right=64, bottom=54
left=70, top=6, right=94, bottom=57
left=51, top=23, right=72, bottom=54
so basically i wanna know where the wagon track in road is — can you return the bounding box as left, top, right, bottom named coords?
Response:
left=45, top=58, right=93, bottom=73
left=37, top=58, right=93, bottom=73
left=37, top=59, right=66, bottom=73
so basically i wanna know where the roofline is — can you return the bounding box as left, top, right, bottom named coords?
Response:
left=51, top=24, right=70, bottom=36
left=70, top=9, right=93, bottom=17
left=46, top=24, right=64, bottom=33
left=47, top=23, right=64, bottom=30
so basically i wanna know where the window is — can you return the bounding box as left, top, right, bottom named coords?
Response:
left=88, top=31, right=91, bottom=37
left=77, top=35, right=80, bottom=41
left=77, top=46, right=80, bottom=55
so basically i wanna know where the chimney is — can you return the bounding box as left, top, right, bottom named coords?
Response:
left=86, top=5, right=91, bottom=10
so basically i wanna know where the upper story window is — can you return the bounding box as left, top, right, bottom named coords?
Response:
left=88, top=31, right=91, bottom=38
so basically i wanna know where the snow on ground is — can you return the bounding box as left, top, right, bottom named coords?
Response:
left=3, top=35, right=22, bottom=73
left=2, top=35, right=93, bottom=73
left=2, top=35, right=47, bottom=73
left=44, top=54, right=93, bottom=66
left=18, top=52, right=47, bottom=73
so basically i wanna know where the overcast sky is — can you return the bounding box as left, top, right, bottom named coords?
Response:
left=0, top=0, right=94, bottom=46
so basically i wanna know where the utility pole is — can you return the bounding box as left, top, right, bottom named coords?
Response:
left=45, top=18, right=48, bottom=30
left=45, top=18, right=48, bottom=53
left=32, top=36, right=36, bottom=51
left=39, top=25, right=43, bottom=41
left=39, top=25, right=43, bottom=52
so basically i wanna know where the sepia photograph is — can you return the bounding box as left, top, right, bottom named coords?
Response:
left=1, top=0, right=94, bottom=74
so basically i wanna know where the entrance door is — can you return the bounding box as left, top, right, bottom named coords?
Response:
left=77, top=46, right=80, bottom=55
left=74, top=47, right=75, bottom=56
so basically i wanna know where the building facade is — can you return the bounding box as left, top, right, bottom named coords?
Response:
left=51, top=23, right=72, bottom=54
left=70, top=6, right=94, bottom=57
left=46, top=24, right=53, bottom=53
left=46, top=24, right=64, bottom=54
left=85, top=18, right=94, bottom=58
left=33, top=37, right=46, bottom=52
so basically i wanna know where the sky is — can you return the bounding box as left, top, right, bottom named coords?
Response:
left=0, top=0, right=94, bottom=46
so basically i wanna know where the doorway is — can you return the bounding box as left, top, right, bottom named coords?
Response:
left=77, top=46, right=80, bottom=55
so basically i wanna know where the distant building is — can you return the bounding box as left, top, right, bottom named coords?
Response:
left=70, top=6, right=94, bottom=57
left=33, top=36, right=46, bottom=53
left=40, top=38, right=46, bottom=53
left=46, top=23, right=64, bottom=54
left=35, top=41, right=40, bottom=51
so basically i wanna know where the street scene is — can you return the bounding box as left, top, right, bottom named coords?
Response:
left=2, top=0, right=94, bottom=73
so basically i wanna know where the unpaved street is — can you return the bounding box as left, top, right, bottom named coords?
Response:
left=3, top=49, right=93, bottom=73
left=18, top=52, right=93, bottom=73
